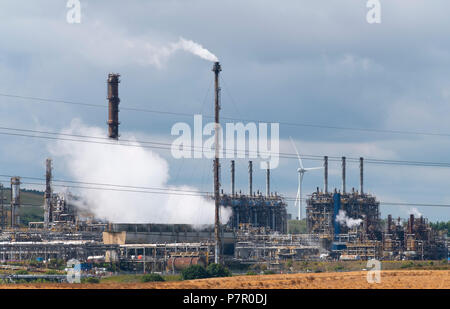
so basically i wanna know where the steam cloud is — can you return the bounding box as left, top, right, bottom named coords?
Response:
left=335, top=210, right=363, bottom=228
left=48, top=120, right=231, bottom=225
left=139, top=37, right=218, bottom=67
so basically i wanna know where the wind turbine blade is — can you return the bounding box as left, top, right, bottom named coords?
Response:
left=294, top=172, right=301, bottom=208
left=304, top=167, right=324, bottom=171
left=295, top=185, right=301, bottom=207
left=299, top=172, right=303, bottom=220
left=289, top=136, right=304, bottom=169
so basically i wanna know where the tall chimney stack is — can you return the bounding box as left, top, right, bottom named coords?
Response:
left=324, top=156, right=328, bottom=194
left=107, top=73, right=120, bottom=139
left=408, top=214, right=414, bottom=234
left=44, top=158, right=52, bottom=229
left=359, top=157, right=364, bottom=195
left=387, top=214, right=392, bottom=234
left=231, top=160, right=235, bottom=196
left=248, top=161, right=253, bottom=196
left=341, top=156, right=346, bottom=194
left=266, top=162, right=270, bottom=197
left=212, top=62, right=222, bottom=264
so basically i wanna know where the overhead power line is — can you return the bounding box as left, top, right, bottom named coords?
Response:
left=0, top=177, right=449, bottom=209
left=1, top=92, right=449, bottom=138
left=0, top=125, right=449, bottom=168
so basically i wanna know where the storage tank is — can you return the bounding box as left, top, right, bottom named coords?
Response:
left=167, top=256, right=206, bottom=271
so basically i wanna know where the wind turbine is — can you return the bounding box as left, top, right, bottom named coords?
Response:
left=290, top=137, right=323, bottom=220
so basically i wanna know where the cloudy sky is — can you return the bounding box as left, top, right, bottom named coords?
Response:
left=1, top=0, right=450, bottom=221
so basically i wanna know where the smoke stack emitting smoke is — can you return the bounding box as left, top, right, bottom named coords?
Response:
left=49, top=120, right=231, bottom=225
left=140, top=37, right=219, bottom=67
left=47, top=39, right=221, bottom=224
left=409, top=207, right=422, bottom=218
left=173, top=38, right=218, bottom=62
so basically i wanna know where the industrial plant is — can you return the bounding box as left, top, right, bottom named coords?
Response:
left=0, top=63, right=447, bottom=277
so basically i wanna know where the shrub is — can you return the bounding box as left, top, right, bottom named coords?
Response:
left=206, top=263, right=231, bottom=278
left=181, top=265, right=210, bottom=280
left=163, top=274, right=182, bottom=281
left=246, top=271, right=258, bottom=276
left=45, top=270, right=59, bottom=275
left=141, top=273, right=165, bottom=282
left=15, top=270, right=28, bottom=275
left=82, top=277, right=100, bottom=284
left=263, top=270, right=275, bottom=275
left=400, top=261, right=414, bottom=269
left=48, top=259, right=65, bottom=270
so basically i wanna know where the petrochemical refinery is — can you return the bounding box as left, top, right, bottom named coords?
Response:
left=0, top=63, right=447, bottom=275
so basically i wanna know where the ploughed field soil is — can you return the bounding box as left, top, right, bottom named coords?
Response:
left=0, top=270, right=448, bottom=289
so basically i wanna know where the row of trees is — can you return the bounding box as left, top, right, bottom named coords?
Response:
left=430, top=221, right=450, bottom=236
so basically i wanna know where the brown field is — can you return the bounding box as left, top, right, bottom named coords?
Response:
left=0, top=270, right=448, bottom=289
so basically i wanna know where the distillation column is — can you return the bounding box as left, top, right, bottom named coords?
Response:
left=10, top=177, right=21, bottom=228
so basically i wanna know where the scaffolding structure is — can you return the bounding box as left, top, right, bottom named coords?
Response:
left=222, top=193, right=288, bottom=233
left=220, top=160, right=288, bottom=233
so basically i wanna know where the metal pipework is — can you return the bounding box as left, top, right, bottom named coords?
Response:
left=359, top=157, right=364, bottom=195
left=212, top=62, right=222, bottom=264
left=107, top=73, right=120, bottom=139
left=231, top=160, right=235, bottom=196
left=324, top=156, right=328, bottom=194
left=341, top=156, right=346, bottom=194
left=248, top=161, right=253, bottom=196
left=266, top=162, right=270, bottom=197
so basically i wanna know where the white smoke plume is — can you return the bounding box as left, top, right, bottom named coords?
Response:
left=408, top=207, right=422, bottom=218
left=48, top=119, right=231, bottom=225
left=173, top=38, right=218, bottom=62
left=138, top=37, right=218, bottom=67
left=335, top=210, right=363, bottom=228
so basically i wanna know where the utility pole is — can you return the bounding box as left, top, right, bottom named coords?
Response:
left=212, top=62, right=222, bottom=264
